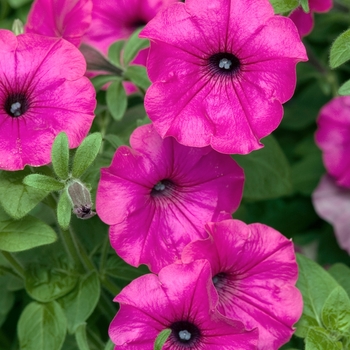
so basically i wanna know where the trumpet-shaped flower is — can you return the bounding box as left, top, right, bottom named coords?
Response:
left=0, top=30, right=96, bottom=171
left=315, top=96, right=350, bottom=188
left=109, top=260, right=258, bottom=349
left=140, top=0, right=307, bottom=154
left=289, top=0, right=333, bottom=38
left=182, top=219, right=302, bottom=350
left=312, top=175, right=350, bottom=254
left=96, top=124, right=244, bottom=273
left=25, top=0, right=93, bottom=47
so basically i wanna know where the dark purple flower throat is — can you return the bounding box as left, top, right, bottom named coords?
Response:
left=151, top=179, right=175, bottom=197
left=209, top=52, right=240, bottom=76
left=4, top=93, right=29, bottom=117
left=170, top=320, right=201, bottom=347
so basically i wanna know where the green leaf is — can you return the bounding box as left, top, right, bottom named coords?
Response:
left=25, top=263, right=77, bottom=303
left=123, top=28, right=149, bottom=66
left=51, top=133, right=70, bottom=180
left=0, top=168, right=50, bottom=219
left=7, top=0, right=32, bottom=8
left=305, top=327, right=342, bottom=350
left=154, top=329, right=171, bottom=350
left=125, top=65, right=151, bottom=91
left=233, top=135, right=292, bottom=201
left=106, top=255, right=149, bottom=282
left=322, top=286, right=350, bottom=334
left=291, top=152, right=325, bottom=196
left=269, top=0, right=298, bottom=13
left=106, top=80, right=127, bottom=121
left=281, top=82, right=329, bottom=130
left=300, top=0, right=310, bottom=12
left=80, top=44, right=123, bottom=76
left=108, top=40, right=125, bottom=67
left=18, top=301, right=67, bottom=350
left=295, top=254, right=339, bottom=338
left=72, top=133, right=102, bottom=178
left=328, top=264, right=350, bottom=297
left=0, top=212, right=57, bottom=252
left=23, top=174, right=64, bottom=191
left=58, top=271, right=100, bottom=334
left=104, top=134, right=124, bottom=149
left=104, top=340, right=114, bottom=350
left=330, top=28, right=350, bottom=68
left=0, top=279, right=14, bottom=327
left=339, top=79, right=350, bottom=95
left=75, top=324, right=90, bottom=350
left=90, top=75, right=121, bottom=91
left=57, top=191, right=72, bottom=230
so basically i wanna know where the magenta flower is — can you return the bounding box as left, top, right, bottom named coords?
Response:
left=182, top=219, right=302, bottom=350
left=0, top=30, right=96, bottom=171
left=96, top=124, right=244, bottom=273
left=25, top=0, right=93, bottom=47
left=110, top=260, right=258, bottom=349
left=83, top=0, right=178, bottom=55
left=140, top=0, right=307, bottom=154
left=315, top=96, right=350, bottom=188
left=289, top=0, right=333, bottom=37
left=313, top=175, right=350, bottom=254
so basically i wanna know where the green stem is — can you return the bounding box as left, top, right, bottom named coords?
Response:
left=98, top=290, right=118, bottom=320
left=1, top=251, right=25, bottom=279
left=99, top=233, right=110, bottom=274
left=86, top=326, right=106, bottom=349
left=305, top=44, right=328, bottom=76
left=72, top=229, right=96, bottom=271
left=0, top=265, right=21, bottom=278
left=100, top=276, right=121, bottom=296
left=60, top=227, right=86, bottom=273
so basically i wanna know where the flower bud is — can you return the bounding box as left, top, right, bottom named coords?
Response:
left=12, top=19, right=24, bottom=36
left=67, top=180, right=96, bottom=219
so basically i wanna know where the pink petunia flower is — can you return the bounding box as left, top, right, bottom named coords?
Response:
left=312, top=175, right=350, bottom=254
left=83, top=0, right=178, bottom=55
left=140, top=0, right=307, bottom=154
left=0, top=30, right=96, bottom=171
left=96, top=124, right=244, bottom=273
left=109, top=260, right=258, bottom=349
left=315, top=96, right=350, bottom=188
left=182, top=219, right=302, bottom=350
left=289, top=0, right=333, bottom=38
left=82, top=0, right=178, bottom=94
left=25, top=0, right=93, bottom=47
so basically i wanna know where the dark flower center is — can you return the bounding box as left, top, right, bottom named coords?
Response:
left=212, top=272, right=228, bottom=291
left=130, top=18, right=147, bottom=29
left=151, top=179, right=174, bottom=197
left=208, top=52, right=240, bottom=76
left=4, top=93, right=30, bottom=117
left=170, top=320, right=201, bottom=347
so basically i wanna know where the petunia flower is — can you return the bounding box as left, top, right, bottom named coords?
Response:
left=0, top=30, right=96, bottom=171
left=82, top=0, right=178, bottom=94
left=312, top=175, right=350, bottom=254
left=182, top=219, right=302, bottom=350
left=315, top=96, right=350, bottom=188
left=96, top=124, right=244, bottom=273
left=25, top=0, right=93, bottom=47
left=109, top=260, right=258, bottom=349
left=83, top=0, right=178, bottom=55
left=140, top=0, right=307, bottom=154
left=289, top=0, right=333, bottom=38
